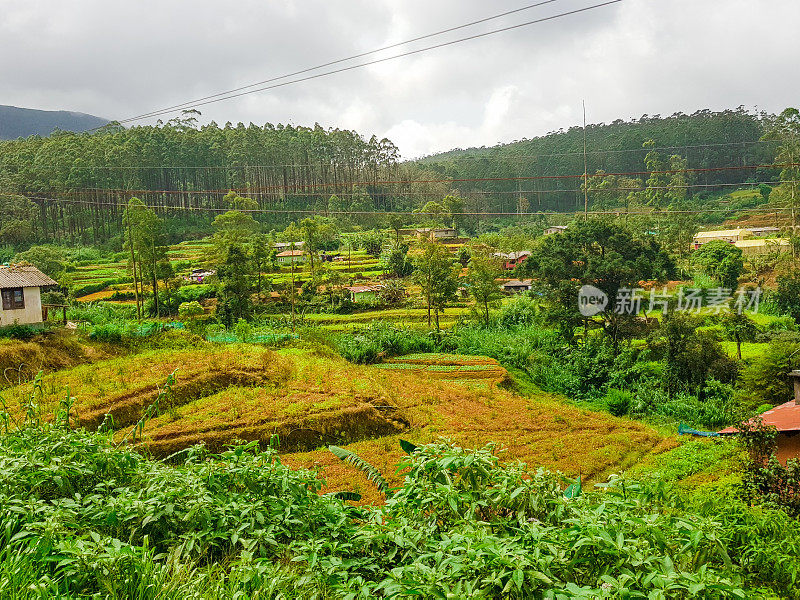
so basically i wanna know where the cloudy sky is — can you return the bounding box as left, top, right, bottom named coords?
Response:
left=2, top=0, right=798, bottom=158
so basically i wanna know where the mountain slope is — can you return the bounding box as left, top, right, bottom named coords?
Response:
left=0, top=104, right=109, bottom=139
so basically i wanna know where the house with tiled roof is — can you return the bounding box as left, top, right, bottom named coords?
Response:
left=0, top=265, right=58, bottom=327
left=719, top=370, right=800, bottom=463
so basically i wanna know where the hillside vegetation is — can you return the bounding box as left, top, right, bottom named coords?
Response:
left=3, top=345, right=669, bottom=504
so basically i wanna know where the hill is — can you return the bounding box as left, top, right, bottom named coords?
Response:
left=0, top=104, right=109, bottom=139
left=4, top=344, right=671, bottom=504
left=416, top=107, right=777, bottom=214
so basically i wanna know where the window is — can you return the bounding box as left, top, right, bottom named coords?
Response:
left=1, top=288, right=24, bottom=310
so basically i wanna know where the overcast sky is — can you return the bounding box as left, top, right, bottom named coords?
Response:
left=2, top=0, right=798, bottom=158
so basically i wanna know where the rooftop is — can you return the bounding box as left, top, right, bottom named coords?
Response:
left=719, top=400, right=800, bottom=434
left=0, top=265, right=58, bottom=289
left=503, top=279, right=533, bottom=287
left=276, top=250, right=305, bottom=257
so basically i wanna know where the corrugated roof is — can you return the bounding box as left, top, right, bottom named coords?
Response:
left=734, top=238, right=790, bottom=247
left=719, top=400, right=800, bottom=434
left=694, top=229, right=748, bottom=238
left=345, top=285, right=383, bottom=293
left=0, top=265, right=58, bottom=289
left=503, top=279, right=533, bottom=287
left=276, top=250, right=305, bottom=257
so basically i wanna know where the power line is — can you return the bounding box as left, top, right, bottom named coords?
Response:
left=117, top=0, right=566, bottom=124
left=113, top=0, right=623, bottom=125
left=5, top=188, right=797, bottom=217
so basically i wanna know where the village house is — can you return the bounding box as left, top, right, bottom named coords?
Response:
left=274, top=241, right=304, bottom=251
left=501, top=279, right=533, bottom=294
left=414, top=227, right=457, bottom=240
left=719, top=370, right=800, bottom=464
left=275, top=250, right=307, bottom=265
left=0, top=265, right=58, bottom=327
left=188, top=268, right=215, bottom=283
left=344, top=284, right=383, bottom=303
left=493, top=250, right=531, bottom=270
left=734, top=238, right=791, bottom=256
left=543, top=225, right=568, bottom=235
left=691, top=228, right=752, bottom=249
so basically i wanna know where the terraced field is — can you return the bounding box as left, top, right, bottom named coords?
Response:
left=5, top=345, right=671, bottom=504
left=374, top=353, right=508, bottom=386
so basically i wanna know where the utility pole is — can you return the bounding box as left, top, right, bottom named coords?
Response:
left=583, top=100, right=589, bottom=221
left=290, top=236, right=296, bottom=332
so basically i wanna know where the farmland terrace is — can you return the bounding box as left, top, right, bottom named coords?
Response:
left=5, top=345, right=672, bottom=504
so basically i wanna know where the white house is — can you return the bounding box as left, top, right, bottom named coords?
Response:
left=0, top=265, right=58, bottom=327
left=544, top=225, right=568, bottom=235
left=276, top=250, right=307, bottom=265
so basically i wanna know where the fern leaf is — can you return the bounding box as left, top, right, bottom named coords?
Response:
left=329, top=445, right=390, bottom=495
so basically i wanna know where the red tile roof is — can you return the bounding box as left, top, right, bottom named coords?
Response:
left=718, top=400, right=800, bottom=434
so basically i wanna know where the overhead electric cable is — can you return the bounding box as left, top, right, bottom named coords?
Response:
left=113, top=0, right=622, bottom=125
left=118, top=0, right=566, bottom=123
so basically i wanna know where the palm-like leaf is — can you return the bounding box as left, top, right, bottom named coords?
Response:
left=329, top=445, right=390, bottom=495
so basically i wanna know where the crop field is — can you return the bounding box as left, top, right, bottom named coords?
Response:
left=374, top=353, right=508, bottom=385
left=4, top=345, right=670, bottom=506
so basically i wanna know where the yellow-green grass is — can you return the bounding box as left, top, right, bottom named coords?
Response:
left=4, top=345, right=671, bottom=505
left=720, top=341, right=767, bottom=361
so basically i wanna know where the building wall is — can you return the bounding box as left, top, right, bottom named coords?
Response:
left=776, top=432, right=800, bottom=464
left=0, top=286, right=43, bottom=327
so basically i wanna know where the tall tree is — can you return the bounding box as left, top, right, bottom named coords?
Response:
left=763, top=108, right=800, bottom=231
left=411, top=238, right=459, bottom=331
left=519, top=220, right=674, bottom=344
left=466, top=249, right=503, bottom=326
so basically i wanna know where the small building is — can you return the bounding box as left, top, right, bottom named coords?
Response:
left=493, top=250, right=531, bottom=271
left=719, top=370, right=800, bottom=464
left=276, top=250, right=307, bottom=265
left=344, top=284, right=383, bottom=303
left=501, top=279, right=533, bottom=294
left=414, top=227, right=457, bottom=240
left=691, top=228, right=752, bottom=249
left=734, top=238, right=791, bottom=256
left=188, top=268, right=215, bottom=283
left=544, top=225, right=568, bottom=235
left=0, top=265, right=58, bottom=327
left=274, top=241, right=304, bottom=251
left=748, top=226, right=781, bottom=237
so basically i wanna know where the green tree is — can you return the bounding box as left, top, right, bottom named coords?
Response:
left=520, top=220, right=674, bottom=343
left=775, top=271, right=800, bottom=323
left=13, top=245, right=66, bottom=279
left=382, top=244, right=413, bottom=278
left=722, top=310, right=759, bottom=360
left=691, top=240, right=744, bottom=290
left=216, top=245, right=252, bottom=326
left=762, top=108, right=800, bottom=230
left=411, top=238, right=458, bottom=331
left=466, top=251, right=503, bottom=326
left=123, top=198, right=162, bottom=319
left=209, top=210, right=259, bottom=262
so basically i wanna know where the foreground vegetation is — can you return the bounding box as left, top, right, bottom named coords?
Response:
left=2, top=415, right=800, bottom=599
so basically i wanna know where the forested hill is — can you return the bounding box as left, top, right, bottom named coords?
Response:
left=0, top=105, right=109, bottom=140
left=416, top=108, right=778, bottom=213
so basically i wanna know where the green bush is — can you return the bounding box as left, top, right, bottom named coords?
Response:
left=605, top=388, right=633, bottom=416
left=2, top=426, right=799, bottom=598
left=336, top=322, right=435, bottom=364
left=0, top=323, right=40, bottom=340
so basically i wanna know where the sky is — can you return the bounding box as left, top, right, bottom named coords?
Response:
left=2, top=0, right=798, bottom=158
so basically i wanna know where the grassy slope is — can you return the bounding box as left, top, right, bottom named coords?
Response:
left=4, top=345, right=672, bottom=504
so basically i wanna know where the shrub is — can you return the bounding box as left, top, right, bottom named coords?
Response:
left=605, top=388, right=632, bottom=416
left=336, top=322, right=435, bottom=364
left=0, top=323, right=39, bottom=341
